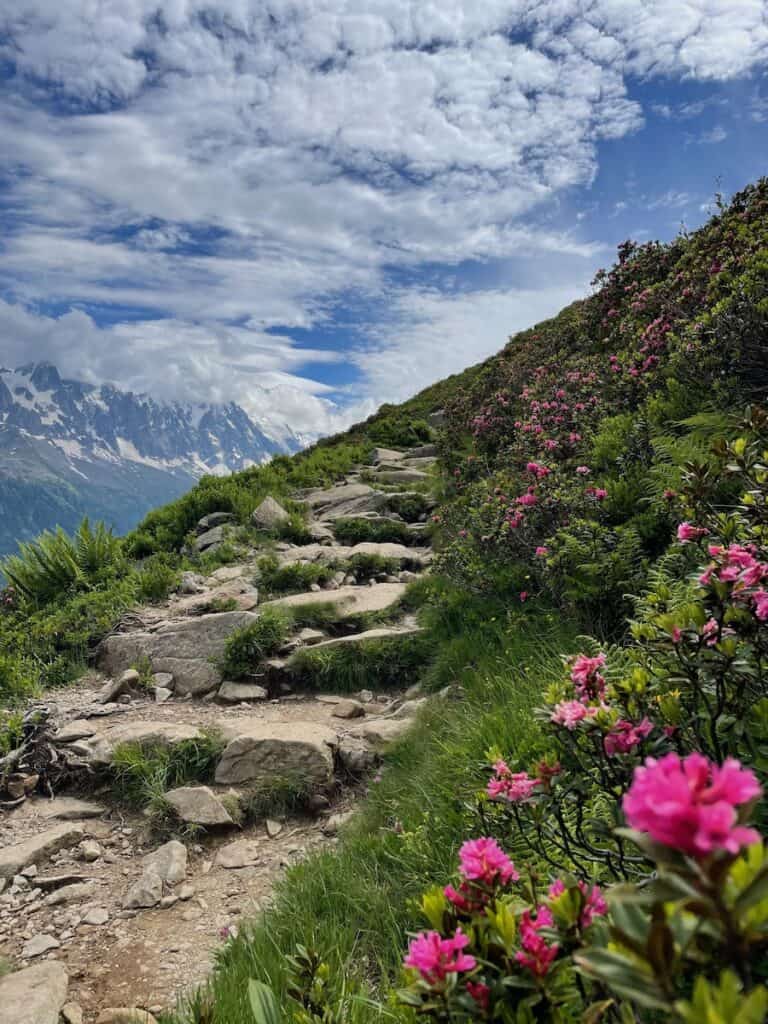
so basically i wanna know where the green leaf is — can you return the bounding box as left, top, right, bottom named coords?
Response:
left=248, top=980, right=282, bottom=1024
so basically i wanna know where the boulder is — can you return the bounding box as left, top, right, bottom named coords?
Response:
left=209, top=566, right=245, bottom=583
left=196, top=512, right=235, bottom=534
left=354, top=718, right=411, bottom=745
left=215, top=722, right=337, bottom=787
left=427, top=409, right=446, bottom=428
left=307, top=523, right=335, bottom=544
left=143, top=840, right=187, bottom=884
left=98, top=611, right=259, bottom=697
left=21, top=933, right=61, bottom=958
left=195, top=525, right=226, bottom=552
left=332, top=700, right=365, bottom=719
left=0, top=961, right=68, bottom=1024
left=371, top=469, right=430, bottom=484
left=72, top=722, right=202, bottom=767
left=217, top=681, right=268, bottom=704
left=164, top=786, right=234, bottom=827
left=54, top=720, right=96, bottom=743
left=43, top=881, right=97, bottom=906
left=337, top=738, right=379, bottom=775
left=303, top=483, right=389, bottom=521
left=179, top=571, right=205, bottom=594
left=370, top=447, right=404, bottom=464
left=348, top=541, right=430, bottom=566
left=406, top=444, right=438, bottom=459
left=300, top=624, right=422, bottom=654
left=251, top=496, right=290, bottom=530
left=0, top=824, right=83, bottom=879
left=122, top=869, right=162, bottom=909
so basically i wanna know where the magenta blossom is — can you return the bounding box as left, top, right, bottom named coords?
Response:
left=535, top=546, right=548, bottom=557
left=575, top=465, right=591, bottom=475
left=458, top=837, right=519, bottom=887
left=623, top=752, right=762, bottom=858
left=466, top=981, right=490, bottom=1011
left=677, top=522, right=709, bottom=543
left=548, top=879, right=607, bottom=929
left=551, top=700, right=597, bottom=729
left=404, top=928, right=476, bottom=984
left=604, top=718, right=653, bottom=756
left=570, top=652, right=606, bottom=702
left=487, top=761, right=539, bottom=803
left=516, top=907, right=559, bottom=977
left=754, top=590, right=768, bottom=621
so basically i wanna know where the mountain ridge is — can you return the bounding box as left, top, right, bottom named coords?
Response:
left=0, top=361, right=307, bottom=555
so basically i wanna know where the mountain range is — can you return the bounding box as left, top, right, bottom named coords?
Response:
left=0, top=362, right=305, bottom=556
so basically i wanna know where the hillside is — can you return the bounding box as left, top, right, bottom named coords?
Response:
left=1, top=180, right=768, bottom=1023
left=0, top=363, right=304, bottom=556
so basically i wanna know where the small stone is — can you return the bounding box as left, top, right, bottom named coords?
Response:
left=357, top=689, right=374, bottom=703
left=22, top=932, right=61, bottom=958
left=82, top=906, right=109, bottom=926
left=62, top=1003, right=84, bottom=1024
left=216, top=839, right=261, bottom=869
left=142, top=840, right=187, bottom=885
left=178, top=884, right=194, bottom=901
left=265, top=819, right=283, bottom=838
left=78, top=839, right=102, bottom=863
left=21, top=864, right=38, bottom=879
left=331, top=699, right=365, bottom=720
left=96, top=1010, right=158, bottom=1024
left=154, top=688, right=173, bottom=704
left=122, top=870, right=162, bottom=910
left=164, top=787, right=234, bottom=827
left=321, top=811, right=355, bottom=836
left=159, top=895, right=178, bottom=909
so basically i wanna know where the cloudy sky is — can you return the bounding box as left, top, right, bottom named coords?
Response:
left=1, top=1, right=767, bottom=436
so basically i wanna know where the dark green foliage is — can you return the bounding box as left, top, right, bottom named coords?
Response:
left=383, top=492, right=432, bottom=522
left=111, top=731, right=225, bottom=809
left=256, top=556, right=336, bottom=596
left=135, top=553, right=180, bottom=603
left=221, top=607, right=293, bottom=678
left=333, top=517, right=413, bottom=545
left=289, top=630, right=434, bottom=693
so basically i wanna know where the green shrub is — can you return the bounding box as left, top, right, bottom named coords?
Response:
left=0, top=652, right=38, bottom=705
left=288, top=602, right=342, bottom=629
left=289, top=630, right=434, bottom=693
left=346, top=553, right=400, bottom=580
left=275, top=513, right=314, bottom=546
left=256, top=556, right=336, bottom=596
left=111, top=731, right=225, bottom=810
left=384, top=492, right=431, bottom=522
left=333, top=517, right=412, bottom=545
left=222, top=607, right=293, bottom=678
left=135, top=553, right=180, bottom=603
left=2, top=518, right=124, bottom=605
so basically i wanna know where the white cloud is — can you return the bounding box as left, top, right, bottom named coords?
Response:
left=0, top=0, right=766, bottom=432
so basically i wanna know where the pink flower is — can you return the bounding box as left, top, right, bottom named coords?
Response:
left=677, top=522, right=709, bottom=543
left=516, top=907, right=559, bottom=977
left=570, top=653, right=606, bottom=702
left=404, top=928, right=476, bottom=984
left=604, top=718, right=653, bottom=756
left=671, top=627, right=682, bottom=643
left=487, top=762, right=539, bottom=803
left=519, top=591, right=529, bottom=602
left=466, top=981, right=490, bottom=1011
left=548, top=880, right=607, bottom=929
left=526, top=461, right=551, bottom=478
left=516, top=492, right=537, bottom=507
left=753, top=590, right=768, bottom=621
left=535, top=546, right=548, bottom=557
left=702, top=618, right=719, bottom=645
left=458, top=838, right=519, bottom=886
left=575, top=465, right=591, bottom=475
left=623, top=753, right=762, bottom=858
left=585, top=486, right=608, bottom=501
left=550, top=700, right=596, bottom=729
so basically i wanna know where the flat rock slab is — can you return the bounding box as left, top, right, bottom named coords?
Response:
left=165, top=786, right=234, bottom=826
left=38, top=798, right=106, bottom=821
left=371, top=469, right=430, bottom=484
left=300, top=624, right=423, bottom=653
left=305, top=483, right=375, bottom=508
left=214, top=722, right=337, bottom=787
left=217, top=681, right=269, bottom=703
left=352, top=718, right=412, bottom=744
left=370, top=448, right=404, bottom=463
left=405, top=444, right=438, bottom=458
left=55, top=720, right=97, bottom=743
left=99, top=610, right=259, bottom=696
left=0, top=823, right=84, bottom=879
left=0, top=961, right=69, bottom=1024
left=72, top=722, right=202, bottom=767
left=216, top=838, right=262, bottom=869
left=264, top=582, right=406, bottom=617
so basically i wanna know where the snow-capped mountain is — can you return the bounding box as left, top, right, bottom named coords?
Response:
left=0, top=362, right=306, bottom=555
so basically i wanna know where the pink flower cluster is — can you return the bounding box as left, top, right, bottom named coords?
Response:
left=404, top=928, right=476, bottom=984
left=623, top=752, right=762, bottom=858
left=604, top=718, right=653, bottom=756
left=548, top=879, right=607, bottom=929
left=515, top=906, right=559, bottom=977
left=444, top=837, right=519, bottom=912
left=677, top=522, right=710, bottom=543
left=571, top=653, right=607, bottom=702
left=696, top=542, right=768, bottom=623
left=487, top=760, right=539, bottom=803
left=550, top=700, right=597, bottom=729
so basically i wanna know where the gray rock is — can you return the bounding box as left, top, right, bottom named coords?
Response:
left=264, top=582, right=406, bottom=618
left=61, top=1003, right=84, bottom=1024
left=164, top=786, right=234, bottom=827
left=0, top=961, right=68, bottom=1024
left=217, top=681, right=268, bottom=704
left=22, top=933, right=61, bottom=958
left=427, top=409, right=446, bottom=428
left=307, top=523, right=335, bottom=544
left=179, top=571, right=206, bottom=594
left=143, top=840, right=187, bottom=885
left=196, top=512, right=235, bottom=534
left=96, top=1010, right=158, bottom=1024
left=214, top=722, right=337, bottom=788
left=195, top=525, right=226, bottom=552
left=43, top=881, right=97, bottom=906
left=73, top=722, right=203, bottom=767
left=370, top=447, right=405, bottom=464
left=371, top=469, right=430, bottom=484
left=98, top=610, right=259, bottom=697
left=78, top=839, right=102, bottom=862
left=331, top=700, right=365, bottom=720
left=97, top=669, right=140, bottom=705
left=215, top=839, right=261, bottom=869
left=0, top=824, right=84, bottom=879
left=337, top=738, right=379, bottom=776
left=122, top=869, right=163, bottom=909
left=154, top=687, right=173, bottom=703
left=39, top=798, right=105, bottom=821
left=321, top=811, right=355, bottom=836
left=209, top=565, right=245, bottom=582
left=251, top=496, right=290, bottom=530
left=406, top=444, right=438, bottom=459
left=54, top=720, right=96, bottom=744
left=81, top=906, right=109, bottom=925
left=265, top=819, right=283, bottom=838
left=301, top=624, right=422, bottom=654
left=151, top=672, right=174, bottom=690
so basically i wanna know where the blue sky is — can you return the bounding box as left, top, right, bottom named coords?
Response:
left=1, top=1, right=767, bottom=438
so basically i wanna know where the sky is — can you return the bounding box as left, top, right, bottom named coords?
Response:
left=1, top=1, right=767, bottom=438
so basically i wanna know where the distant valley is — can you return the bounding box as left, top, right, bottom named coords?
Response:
left=0, top=362, right=306, bottom=556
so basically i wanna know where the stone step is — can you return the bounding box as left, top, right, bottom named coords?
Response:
left=370, top=469, right=430, bottom=484
left=370, top=447, right=405, bottom=464
left=405, top=444, right=438, bottom=459
left=214, top=721, right=337, bottom=787
left=293, top=623, right=423, bottom=654
left=263, top=581, right=408, bottom=617
left=276, top=541, right=430, bottom=568
left=67, top=722, right=203, bottom=767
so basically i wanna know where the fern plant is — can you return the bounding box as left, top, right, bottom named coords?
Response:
left=1, top=518, right=123, bottom=605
